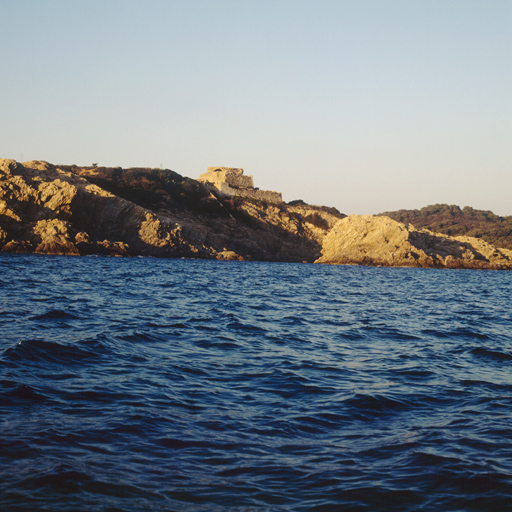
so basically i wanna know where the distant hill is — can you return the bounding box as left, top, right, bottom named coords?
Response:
left=379, top=204, right=512, bottom=250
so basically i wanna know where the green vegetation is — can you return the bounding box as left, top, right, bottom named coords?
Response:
left=379, top=204, right=512, bottom=249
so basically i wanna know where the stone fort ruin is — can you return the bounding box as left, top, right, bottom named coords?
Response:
left=198, top=167, right=282, bottom=203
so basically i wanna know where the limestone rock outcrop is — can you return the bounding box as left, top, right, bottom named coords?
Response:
left=3, top=158, right=511, bottom=268
left=0, top=159, right=203, bottom=257
left=315, top=215, right=512, bottom=270
left=0, top=159, right=344, bottom=261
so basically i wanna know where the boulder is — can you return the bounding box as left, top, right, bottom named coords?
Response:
left=315, top=215, right=512, bottom=270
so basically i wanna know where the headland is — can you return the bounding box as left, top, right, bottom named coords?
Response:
left=1, top=158, right=511, bottom=269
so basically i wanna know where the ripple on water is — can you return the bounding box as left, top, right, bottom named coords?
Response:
left=1, top=255, right=512, bottom=511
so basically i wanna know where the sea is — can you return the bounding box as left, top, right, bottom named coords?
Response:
left=1, top=254, right=512, bottom=512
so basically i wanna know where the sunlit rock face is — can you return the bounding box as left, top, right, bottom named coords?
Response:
left=0, top=159, right=201, bottom=258
left=0, top=159, right=344, bottom=261
left=315, top=215, right=512, bottom=270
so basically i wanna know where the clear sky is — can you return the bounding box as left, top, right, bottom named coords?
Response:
left=1, top=0, right=511, bottom=215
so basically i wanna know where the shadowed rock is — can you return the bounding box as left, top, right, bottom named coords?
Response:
left=0, top=159, right=344, bottom=261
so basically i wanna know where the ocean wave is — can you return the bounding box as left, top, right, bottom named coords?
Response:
left=343, top=393, right=413, bottom=418
left=2, top=338, right=100, bottom=365
left=470, top=347, right=512, bottom=362
left=0, top=382, right=48, bottom=404
left=31, top=309, right=81, bottom=320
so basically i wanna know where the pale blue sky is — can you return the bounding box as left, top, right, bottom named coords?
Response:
left=1, top=0, right=511, bottom=215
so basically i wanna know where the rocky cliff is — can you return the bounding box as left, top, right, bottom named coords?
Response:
left=0, top=159, right=344, bottom=261
left=315, top=215, right=512, bottom=270
left=3, top=159, right=511, bottom=269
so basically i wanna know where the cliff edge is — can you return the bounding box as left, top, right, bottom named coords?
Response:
left=315, top=215, right=512, bottom=270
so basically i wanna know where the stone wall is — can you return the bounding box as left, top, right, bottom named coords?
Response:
left=200, top=167, right=254, bottom=189
left=216, top=182, right=283, bottom=203
left=198, top=167, right=282, bottom=203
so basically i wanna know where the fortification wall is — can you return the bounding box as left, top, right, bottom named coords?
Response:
left=201, top=167, right=254, bottom=188
left=198, top=166, right=282, bottom=204
left=216, top=183, right=283, bottom=203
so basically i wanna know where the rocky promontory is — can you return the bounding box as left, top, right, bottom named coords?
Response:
left=0, top=159, right=343, bottom=262
left=2, top=158, right=512, bottom=269
left=315, top=215, right=512, bottom=270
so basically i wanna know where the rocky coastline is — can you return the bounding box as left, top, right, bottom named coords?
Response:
left=0, top=159, right=342, bottom=263
left=1, top=158, right=511, bottom=270
left=315, top=215, right=512, bottom=270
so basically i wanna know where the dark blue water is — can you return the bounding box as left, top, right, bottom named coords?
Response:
left=1, top=254, right=512, bottom=511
